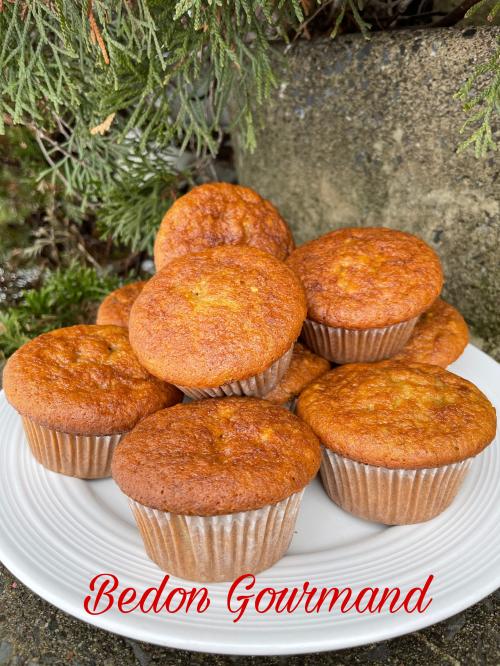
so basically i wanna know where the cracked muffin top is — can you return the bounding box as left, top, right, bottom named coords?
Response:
left=3, top=325, right=182, bottom=434
left=263, top=343, right=330, bottom=405
left=129, top=245, right=307, bottom=387
left=286, top=227, right=443, bottom=329
left=112, top=397, right=321, bottom=515
left=393, top=299, right=468, bottom=367
left=153, top=182, right=294, bottom=270
left=96, top=281, right=146, bottom=328
left=297, top=361, right=496, bottom=469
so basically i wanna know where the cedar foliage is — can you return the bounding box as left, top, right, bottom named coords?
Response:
left=0, top=263, right=120, bottom=358
left=0, top=1, right=498, bottom=361
left=1, top=0, right=305, bottom=251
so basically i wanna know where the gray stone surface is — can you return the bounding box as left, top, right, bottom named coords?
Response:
left=1, top=564, right=498, bottom=664
left=235, top=26, right=500, bottom=360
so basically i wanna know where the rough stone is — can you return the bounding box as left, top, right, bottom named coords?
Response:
left=235, top=27, right=500, bottom=360
left=0, top=642, right=13, bottom=665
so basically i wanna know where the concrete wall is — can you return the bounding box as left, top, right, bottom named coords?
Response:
left=235, top=27, right=500, bottom=358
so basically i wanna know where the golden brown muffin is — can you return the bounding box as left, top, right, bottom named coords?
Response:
left=96, top=281, right=146, bottom=328
left=297, top=361, right=496, bottom=469
left=129, top=246, right=307, bottom=388
left=3, top=325, right=182, bottom=434
left=393, top=299, right=468, bottom=367
left=154, top=182, right=294, bottom=270
left=286, top=227, right=443, bottom=329
left=263, top=343, right=330, bottom=405
left=112, top=397, right=321, bottom=515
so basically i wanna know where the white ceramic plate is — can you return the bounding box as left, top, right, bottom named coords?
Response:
left=0, top=343, right=498, bottom=655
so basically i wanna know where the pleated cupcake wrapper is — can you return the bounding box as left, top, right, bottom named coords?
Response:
left=129, top=490, right=304, bottom=582
left=302, top=317, right=419, bottom=364
left=176, top=344, right=294, bottom=400
left=22, top=416, right=123, bottom=479
left=320, top=447, right=471, bottom=525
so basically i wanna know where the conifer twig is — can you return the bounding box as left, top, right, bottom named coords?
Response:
left=87, top=0, right=110, bottom=64
left=434, top=0, right=482, bottom=27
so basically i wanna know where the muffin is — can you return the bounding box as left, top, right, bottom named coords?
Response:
left=286, top=227, right=443, bottom=363
left=154, top=182, right=294, bottom=270
left=96, top=281, right=146, bottom=328
left=129, top=245, right=307, bottom=399
left=3, top=325, right=182, bottom=478
left=393, top=298, right=468, bottom=367
left=297, top=361, right=496, bottom=525
left=263, top=342, right=330, bottom=410
left=112, top=397, right=321, bottom=582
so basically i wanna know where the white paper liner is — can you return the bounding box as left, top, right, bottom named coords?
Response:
left=302, top=317, right=419, bottom=364
left=320, top=447, right=471, bottom=525
left=176, top=344, right=294, bottom=400
left=129, top=490, right=304, bottom=582
left=22, top=416, right=123, bottom=479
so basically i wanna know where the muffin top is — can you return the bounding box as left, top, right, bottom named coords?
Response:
left=393, top=299, right=468, bottom=367
left=286, top=227, right=443, bottom=329
left=112, top=397, right=321, bottom=515
left=96, top=281, right=146, bottom=328
left=3, top=325, right=182, bottom=434
left=154, top=182, right=295, bottom=270
left=263, top=343, right=330, bottom=405
left=297, top=361, right=496, bottom=469
left=129, top=246, right=307, bottom=387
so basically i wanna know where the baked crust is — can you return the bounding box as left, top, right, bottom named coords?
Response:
left=394, top=299, right=468, bottom=367
left=154, top=182, right=294, bottom=270
left=297, top=361, right=496, bottom=469
left=263, top=343, right=330, bottom=405
left=111, top=397, right=321, bottom=515
left=96, top=281, right=146, bottom=328
left=3, top=325, right=182, bottom=434
left=286, top=227, right=443, bottom=329
left=129, top=246, right=307, bottom=387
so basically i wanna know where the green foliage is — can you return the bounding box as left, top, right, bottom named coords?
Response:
left=0, top=263, right=121, bottom=359
left=0, top=0, right=498, bottom=265
left=331, top=0, right=371, bottom=39
left=96, top=150, right=191, bottom=253
left=0, top=1, right=305, bottom=252
left=456, top=2, right=500, bottom=157
left=0, top=127, right=49, bottom=227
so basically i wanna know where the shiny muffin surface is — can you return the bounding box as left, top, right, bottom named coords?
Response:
left=297, top=361, right=496, bottom=469
left=263, top=343, right=330, bottom=405
left=286, top=227, right=443, bottom=329
left=3, top=325, right=182, bottom=434
left=112, top=397, right=321, bottom=515
left=394, top=299, right=468, bottom=367
left=154, top=182, right=294, bottom=270
left=96, top=281, right=146, bottom=328
left=129, top=246, right=307, bottom=387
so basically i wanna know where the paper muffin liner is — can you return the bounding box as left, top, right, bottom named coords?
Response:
left=22, top=416, right=123, bottom=479
left=176, top=344, right=294, bottom=400
left=302, top=317, right=419, bottom=364
left=129, top=490, right=304, bottom=582
left=320, top=447, right=471, bottom=525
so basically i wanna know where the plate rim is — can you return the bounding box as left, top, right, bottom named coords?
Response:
left=1, top=343, right=499, bottom=656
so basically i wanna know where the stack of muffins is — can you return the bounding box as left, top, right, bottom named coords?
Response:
left=4, top=182, right=496, bottom=583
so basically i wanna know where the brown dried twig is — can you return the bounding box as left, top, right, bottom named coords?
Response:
left=87, top=0, right=110, bottom=65
left=433, top=0, right=482, bottom=27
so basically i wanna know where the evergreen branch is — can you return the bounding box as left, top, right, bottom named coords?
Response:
left=0, top=1, right=313, bottom=252
left=0, top=263, right=121, bottom=359
left=455, top=28, right=500, bottom=157
left=433, top=0, right=482, bottom=27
